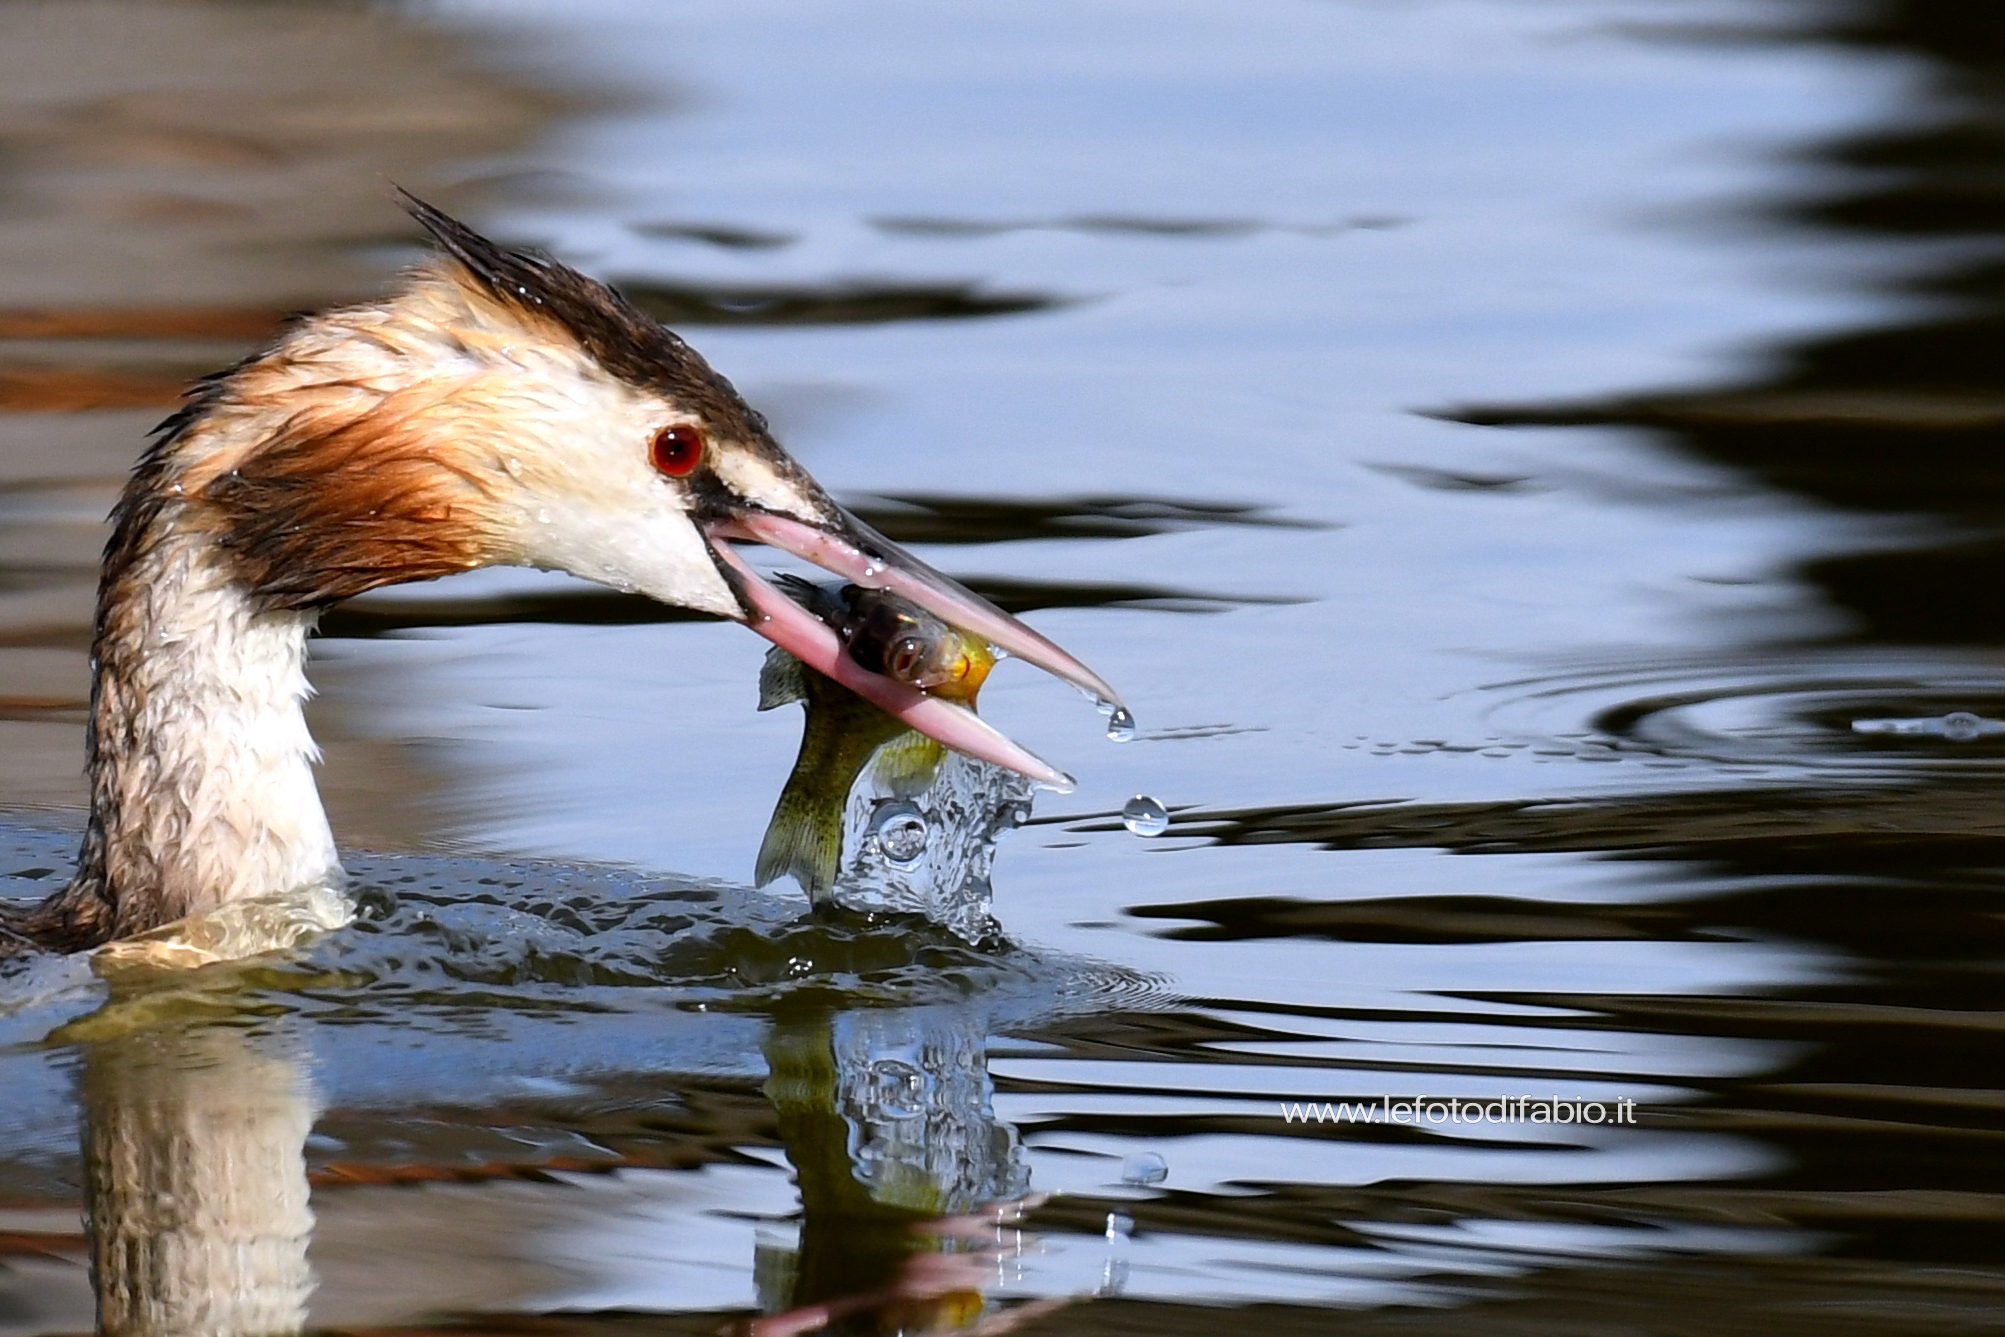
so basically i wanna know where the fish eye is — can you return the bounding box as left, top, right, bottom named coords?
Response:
left=887, top=636, right=929, bottom=682
left=650, top=424, right=705, bottom=477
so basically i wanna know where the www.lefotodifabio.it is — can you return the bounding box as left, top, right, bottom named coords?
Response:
left=1280, top=1096, right=1639, bottom=1125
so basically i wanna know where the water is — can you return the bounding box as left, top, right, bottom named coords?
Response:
left=1104, top=705, right=1137, bottom=743
left=1120, top=795, right=1170, bottom=837
left=868, top=802, right=930, bottom=863
left=1119, top=1151, right=1168, bottom=1187
left=5, top=0, right=2005, bottom=1332
left=1853, top=709, right=2005, bottom=739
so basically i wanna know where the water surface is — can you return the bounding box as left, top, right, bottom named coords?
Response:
left=7, top=0, right=2005, bottom=1332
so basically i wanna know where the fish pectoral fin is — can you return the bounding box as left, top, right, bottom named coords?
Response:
left=869, top=731, right=947, bottom=797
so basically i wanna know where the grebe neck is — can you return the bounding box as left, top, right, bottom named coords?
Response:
left=62, top=497, right=339, bottom=945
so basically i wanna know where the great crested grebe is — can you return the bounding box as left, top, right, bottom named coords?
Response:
left=0, top=194, right=1121, bottom=956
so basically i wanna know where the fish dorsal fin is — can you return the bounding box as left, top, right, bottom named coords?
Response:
left=758, top=645, right=807, bottom=710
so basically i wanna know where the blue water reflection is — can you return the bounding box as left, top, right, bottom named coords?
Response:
left=7, top=0, right=2005, bottom=1332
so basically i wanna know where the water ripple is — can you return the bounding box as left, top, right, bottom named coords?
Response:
left=1476, top=651, right=2005, bottom=778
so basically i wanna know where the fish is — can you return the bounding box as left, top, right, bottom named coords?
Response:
left=755, top=577, right=996, bottom=901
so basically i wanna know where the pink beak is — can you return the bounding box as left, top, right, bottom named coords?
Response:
left=707, top=509, right=1128, bottom=793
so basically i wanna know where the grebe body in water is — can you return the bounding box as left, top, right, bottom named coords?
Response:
left=1, top=196, right=1119, bottom=957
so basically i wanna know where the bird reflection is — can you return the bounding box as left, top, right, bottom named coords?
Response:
left=66, top=993, right=318, bottom=1337
left=750, top=1005, right=1053, bottom=1336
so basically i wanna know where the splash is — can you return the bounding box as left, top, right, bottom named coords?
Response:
left=833, top=749, right=1035, bottom=941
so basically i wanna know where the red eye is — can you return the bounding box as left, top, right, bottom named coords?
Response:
left=650, top=425, right=704, bottom=477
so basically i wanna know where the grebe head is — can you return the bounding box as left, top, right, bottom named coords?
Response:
left=178, top=193, right=1116, bottom=786
left=5, top=194, right=1125, bottom=955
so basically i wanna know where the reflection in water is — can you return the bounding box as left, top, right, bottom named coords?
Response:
left=630, top=221, right=798, bottom=251
left=1414, top=16, right=2005, bottom=1299
left=1455, top=9, right=2005, bottom=656
left=61, top=994, right=1060, bottom=1336
left=619, top=278, right=1060, bottom=327
left=754, top=1007, right=1044, bottom=1334
left=74, top=1008, right=316, bottom=1337
left=869, top=213, right=1402, bottom=239
left=846, top=494, right=1324, bottom=546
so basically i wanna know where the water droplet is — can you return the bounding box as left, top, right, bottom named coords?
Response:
left=1121, top=796, right=1168, bottom=837
left=1943, top=711, right=1985, bottom=741
left=1121, top=1152, right=1168, bottom=1185
left=1105, top=706, right=1137, bottom=743
left=503, top=456, right=524, bottom=479
left=1099, top=1209, right=1132, bottom=1295
left=868, top=801, right=928, bottom=863
left=535, top=507, right=551, bottom=525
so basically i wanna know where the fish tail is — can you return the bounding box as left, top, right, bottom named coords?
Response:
left=755, top=771, right=845, bottom=902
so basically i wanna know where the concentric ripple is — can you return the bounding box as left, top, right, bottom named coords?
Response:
left=1477, top=651, right=2005, bottom=778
